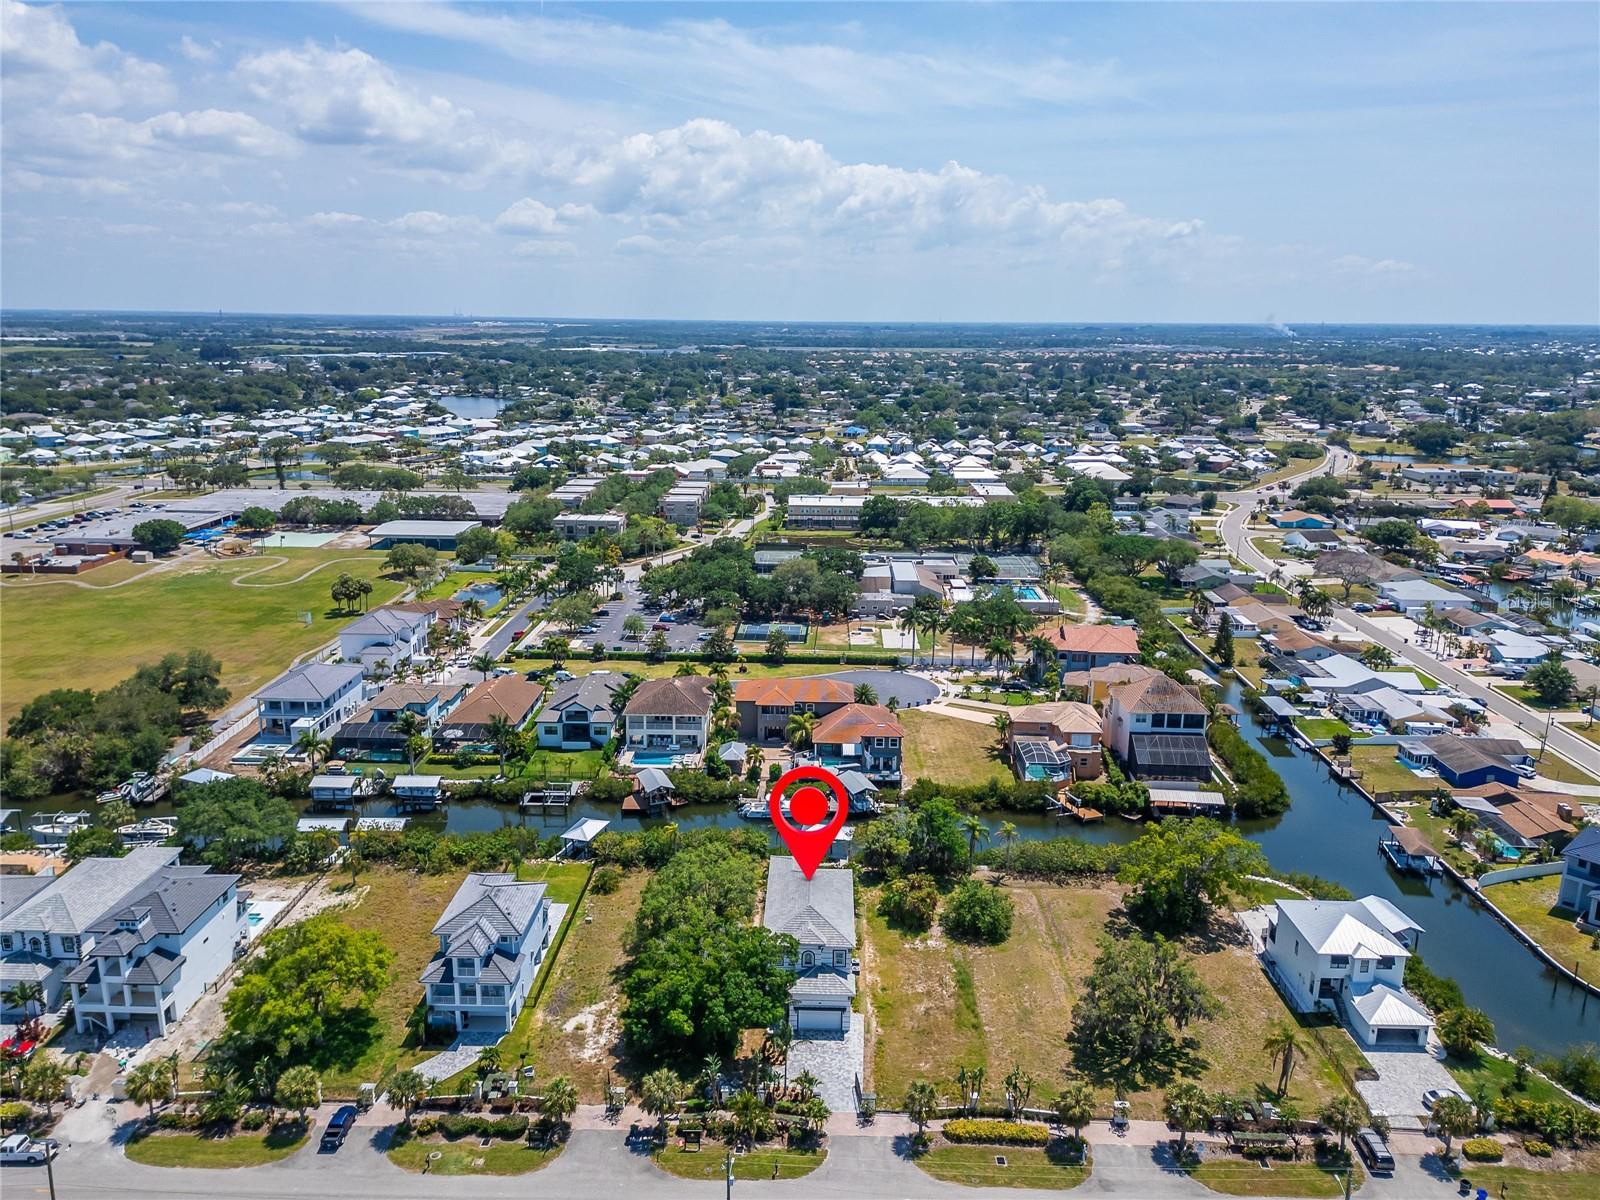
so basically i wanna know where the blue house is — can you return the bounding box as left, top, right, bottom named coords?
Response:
left=1398, top=734, right=1532, bottom=788
left=1271, top=510, right=1335, bottom=529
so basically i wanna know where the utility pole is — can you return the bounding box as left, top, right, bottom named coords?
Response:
left=725, top=1147, right=734, bottom=1200
left=45, top=1148, right=57, bottom=1200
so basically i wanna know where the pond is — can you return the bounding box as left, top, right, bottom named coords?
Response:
left=452, top=581, right=504, bottom=609
left=437, top=394, right=504, bottom=420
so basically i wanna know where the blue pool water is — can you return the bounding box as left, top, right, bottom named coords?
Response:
left=631, top=750, right=681, bottom=765
left=1013, top=585, right=1046, bottom=601
left=453, top=582, right=504, bottom=609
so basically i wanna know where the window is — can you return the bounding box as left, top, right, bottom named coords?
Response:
left=801, top=951, right=815, bottom=967
left=1359, top=960, right=1372, bottom=974
left=1377, top=956, right=1395, bottom=970
left=0, top=935, right=11, bottom=952
left=1330, top=955, right=1350, bottom=969
left=1183, top=714, right=1207, bottom=730
left=1151, top=713, right=1167, bottom=729
left=61, top=936, right=77, bottom=954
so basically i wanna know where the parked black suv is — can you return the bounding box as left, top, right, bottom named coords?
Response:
left=319, top=1105, right=358, bottom=1152
left=1354, top=1127, right=1394, bottom=1173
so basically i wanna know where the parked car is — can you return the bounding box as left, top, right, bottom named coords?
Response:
left=1421, top=1087, right=1466, bottom=1111
left=510, top=629, right=526, bottom=641
left=319, top=1105, right=358, bottom=1152
left=0, top=1134, right=56, bottom=1165
left=1354, top=1128, right=1394, bottom=1173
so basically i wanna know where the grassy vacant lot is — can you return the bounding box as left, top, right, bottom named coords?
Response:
left=1347, top=744, right=1436, bottom=795
left=494, top=867, right=644, bottom=1100
left=1447, top=1163, right=1600, bottom=1200
left=123, top=1122, right=308, bottom=1168
left=317, top=868, right=472, bottom=1097
left=0, top=548, right=405, bottom=722
left=1294, top=717, right=1358, bottom=742
left=1189, top=1158, right=1361, bottom=1197
left=915, top=1143, right=1088, bottom=1189
left=899, top=710, right=1012, bottom=787
left=388, top=1133, right=561, bottom=1175
left=863, top=879, right=1354, bottom=1120
left=417, top=748, right=605, bottom=781
left=1480, top=875, right=1596, bottom=978
left=654, top=1143, right=825, bottom=1181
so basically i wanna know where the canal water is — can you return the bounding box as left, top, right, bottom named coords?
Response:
left=16, top=681, right=1595, bottom=1056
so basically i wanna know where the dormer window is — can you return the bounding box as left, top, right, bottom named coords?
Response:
left=801, top=951, right=815, bottom=968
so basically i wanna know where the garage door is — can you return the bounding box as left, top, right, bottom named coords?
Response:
left=793, top=1007, right=844, bottom=1033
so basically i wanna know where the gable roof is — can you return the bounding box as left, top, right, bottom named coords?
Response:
left=763, top=857, right=856, bottom=948
left=0, top=846, right=180, bottom=935
left=626, top=676, right=712, bottom=717
left=1275, top=895, right=1422, bottom=959
left=546, top=673, right=625, bottom=719
left=1010, top=700, right=1101, bottom=735
left=448, top=676, right=543, bottom=727
left=1040, top=623, right=1141, bottom=655
left=86, top=867, right=238, bottom=954
left=813, top=703, right=904, bottom=744
left=432, top=872, right=546, bottom=945
left=734, top=677, right=854, bottom=706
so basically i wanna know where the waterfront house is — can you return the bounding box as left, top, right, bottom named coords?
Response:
left=65, top=862, right=247, bottom=1037
left=734, top=678, right=854, bottom=744
left=536, top=673, right=625, bottom=750
left=810, top=704, right=904, bottom=782
left=254, top=662, right=365, bottom=744
left=1103, top=674, right=1211, bottom=782
left=337, top=606, right=433, bottom=673
left=1376, top=578, right=1472, bottom=616
left=624, top=677, right=713, bottom=753
left=420, top=872, right=551, bottom=1033
left=1485, top=629, right=1551, bottom=669
left=433, top=677, right=543, bottom=751
left=1398, top=735, right=1533, bottom=788
left=1007, top=701, right=1104, bottom=782
left=1448, top=784, right=1577, bottom=852
left=1058, top=662, right=1161, bottom=706
left=331, top=681, right=469, bottom=760
left=762, top=857, right=856, bottom=1035
left=1263, top=896, right=1434, bottom=1047
left=1556, top=827, right=1600, bottom=925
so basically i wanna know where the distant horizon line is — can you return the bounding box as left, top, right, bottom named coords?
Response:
left=3, top=308, right=1598, bottom=330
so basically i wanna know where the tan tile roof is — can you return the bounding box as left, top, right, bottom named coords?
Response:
left=733, top=677, right=854, bottom=706
left=1039, top=623, right=1140, bottom=655
left=1108, top=673, right=1208, bottom=715
left=813, top=703, right=904, bottom=743
left=626, top=676, right=713, bottom=717
left=1010, top=701, right=1102, bottom=735
left=449, top=676, right=543, bottom=726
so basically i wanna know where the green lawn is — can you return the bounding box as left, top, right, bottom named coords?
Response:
left=522, top=658, right=885, bottom=680
left=416, top=748, right=605, bottom=781
left=0, top=548, right=406, bottom=722
left=654, top=1143, right=825, bottom=1181
left=1445, top=1164, right=1600, bottom=1200
left=123, top=1122, right=308, bottom=1168
left=387, top=1133, right=561, bottom=1175
left=1443, top=1050, right=1571, bottom=1107
left=1190, top=1158, right=1361, bottom=1197
left=1478, top=876, right=1596, bottom=982
left=1347, top=744, right=1437, bottom=796
left=899, top=709, right=1013, bottom=788
left=514, top=861, right=592, bottom=907
left=915, top=1143, right=1088, bottom=1189
left=1294, top=717, right=1357, bottom=741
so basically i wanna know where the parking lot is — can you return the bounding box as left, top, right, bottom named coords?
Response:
left=581, top=580, right=710, bottom=652
left=0, top=503, right=134, bottom=566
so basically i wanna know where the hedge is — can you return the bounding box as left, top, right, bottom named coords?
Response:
left=1461, top=1139, right=1503, bottom=1162
left=414, top=1113, right=530, bottom=1141
left=1496, top=1096, right=1600, bottom=1144
left=941, top=1119, right=1050, bottom=1146
left=1209, top=719, right=1290, bottom=817
left=902, top=776, right=1055, bottom=814
left=978, top=836, right=1121, bottom=881
left=515, top=648, right=901, bottom=667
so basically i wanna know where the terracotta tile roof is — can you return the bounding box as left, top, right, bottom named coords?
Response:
left=449, top=676, right=543, bottom=726
left=813, top=703, right=904, bottom=743
left=1039, top=623, right=1140, bottom=655
left=734, top=677, right=854, bottom=706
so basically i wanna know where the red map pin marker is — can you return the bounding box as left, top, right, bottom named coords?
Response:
left=769, top=764, right=849, bottom=880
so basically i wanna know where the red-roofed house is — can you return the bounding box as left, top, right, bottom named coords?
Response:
left=1040, top=623, right=1142, bottom=672
left=811, top=704, right=904, bottom=782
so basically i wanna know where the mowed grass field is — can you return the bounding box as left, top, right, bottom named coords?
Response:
left=0, top=548, right=405, bottom=722
left=899, top=709, right=1012, bottom=787
left=864, top=879, right=1356, bottom=1119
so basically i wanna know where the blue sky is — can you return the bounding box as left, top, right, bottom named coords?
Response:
left=2, top=1, right=1595, bottom=322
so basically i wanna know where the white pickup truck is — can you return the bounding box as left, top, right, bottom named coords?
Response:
left=0, top=1134, right=57, bottom=1165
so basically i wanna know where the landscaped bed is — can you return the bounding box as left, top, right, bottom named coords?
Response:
left=385, top=1122, right=564, bottom=1175
left=123, top=1120, right=309, bottom=1168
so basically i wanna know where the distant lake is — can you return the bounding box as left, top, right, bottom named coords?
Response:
left=438, top=395, right=503, bottom=420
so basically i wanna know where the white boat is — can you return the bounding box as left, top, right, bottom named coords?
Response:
left=29, top=811, right=92, bottom=842
left=738, top=801, right=772, bottom=820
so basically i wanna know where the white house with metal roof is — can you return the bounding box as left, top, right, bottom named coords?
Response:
left=1263, top=895, right=1434, bottom=1046
left=761, top=857, right=856, bottom=1034
left=420, top=872, right=551, bottom=1033
left=254, top=661, right=366, bottom=743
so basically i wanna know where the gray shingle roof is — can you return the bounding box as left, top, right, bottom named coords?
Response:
left=431, top=873, right=545, bottom=942
left=547, top=673, right=625, bottom=721
left=257, top=661, right=364, bottom=703
left=763, top=858, right=855, bottom=948
left=1, top=846, right=179, bottom=936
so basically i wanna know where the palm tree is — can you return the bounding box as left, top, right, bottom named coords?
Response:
left=2, top=981, right=44, bottom=1020
left=293, top=729, right=332, bottom=774
left=792, top=1070, right=821, bottom=1102
left=125, top=1060, right=173, bottom=1119
left=541, top=1075, right=579, bottom=1127
left=1432, top=1094, right=1475, bottom=1159
left=392, top=710, right=427, bottom=772
left=786, top=709, right=817, bottom=749
left=640, top=1068, right=684, bottom=1141
left=1263, top=1021, right=1309, bottom=1098
left=1190, top=590, right=1213, bottom=623
left=984, top=637, right=1016, bottom=681
left=960, top=814, right=989, bottom=869
left=729, top=1088, right=773, bottom=1146
left=998, top=821, right=1018, bottom=871
left=853, top=682, right=878, bottom=705
left=470, top=652, right=497, bottom=681
left=992, top=712, right=1011, bottom=740
left=387, top=1069, right=427, bottom=1127
left=904, top=1080, right=938, bottom=1142
left=1164, top=1081, right=1210, bottom=1153
left=1318, top=1095, right=1364, bottom=1153
left=485, top=712, right=521, bottom=777
left=699, top=1053, right=724, bottom=1103
left=1053, top=1080, right=1094, bottom=1139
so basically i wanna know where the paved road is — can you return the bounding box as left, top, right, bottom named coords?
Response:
left=1219, top=448, right=1600, bottom=779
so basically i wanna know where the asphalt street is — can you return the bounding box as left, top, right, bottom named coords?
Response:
left=1219, top=447, right=1600, bottom=779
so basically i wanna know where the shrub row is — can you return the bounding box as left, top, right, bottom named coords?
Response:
left=1209, top=719, right=1290, bottom=817
left=941, top=1119, right=1050, bottom=1146
left=0, top=1102, right=34, bottom=1128
left=1496, top=1096, right=1600, bottom=1144
left=515, top=647, right=900, bottom=667
left=903, top=777, right=1055, bottom=814
left=1461, top=1138, right=1503, bottom=1162
left=412, top=1113, right=529, bottom=1141
left=977, top=837, right=1121, bottom=881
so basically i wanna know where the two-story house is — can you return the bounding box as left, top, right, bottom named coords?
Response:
left=1557, top=826, right=1600, bottom=926
left=1007, top=701, right=1104, bottom=782
left=1103, top=674, right=1212, bottom=782
left=254, top=662, right=366, bottom=744
left=419, top=872, right=551, bottom=1034
left=332, top=681, right=469, bottom=760
left=64, top=864, right=247, bottom=1037
left=761, top=857, right=855, bottom=1035
left=810, top=704, right=903, bottom=782
left=536, top=674, right=625, bottom=750
left=433, top=677, right=543, bottom=751
left=624, top=677, right=713, bottom=754
left=338, top=606, right=433, bottom=674
left=1264, top=896, right=1434, bottom=1047
left=1040, top=623, right=1141, bottom=672
left=734, top=678, right=854, bottom=744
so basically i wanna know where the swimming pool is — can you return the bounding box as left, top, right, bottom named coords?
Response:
left=631, top=749, right=682, bottom=765
left=453, top=582, right=504, bottom=609
left=1013, top=585, right=1047, bottom=601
